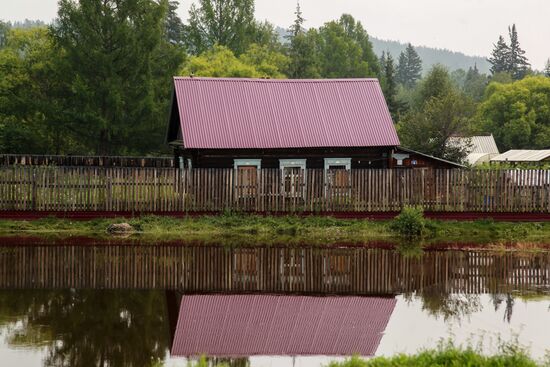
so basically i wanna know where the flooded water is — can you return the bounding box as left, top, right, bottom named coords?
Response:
left=0, top=240, right=549, bottom=366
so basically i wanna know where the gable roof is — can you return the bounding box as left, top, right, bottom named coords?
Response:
left=170, top=77, right=400, bottom=149
left=448, top=135, right=500, bottom=155
left=171, top=294, right=396, bottom=357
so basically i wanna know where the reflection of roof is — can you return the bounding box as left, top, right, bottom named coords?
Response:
left=448, top=135, right=500, bottom=154
left=491, top=150, right=550, bottom=162
left=171, top=77, right=400, bottom=149
left=171, top=295, right=396, bottom=357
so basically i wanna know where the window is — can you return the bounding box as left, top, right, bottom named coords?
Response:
left=279, top=159, right=306, bottom=198
left=234, top=159, right=261, bottom=198
left=324, top=158, right=351, bottom=193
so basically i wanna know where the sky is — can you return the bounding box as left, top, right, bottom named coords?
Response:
left=2, top=0, right=549, bottom=69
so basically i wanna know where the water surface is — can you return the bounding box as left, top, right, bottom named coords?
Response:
left=0, top=241, right=548, bottom=366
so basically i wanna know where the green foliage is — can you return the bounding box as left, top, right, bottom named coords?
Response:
left=544, top=60, right=550, bottom=78
left=49, top=0, right=184, bottom=155
left=397, top=65, right=475, bottom=162
left=316, top=14, right=379, bottom=78
left=379, top=52, right=404, bottom=119
left=180, top=44, right=288, bottom=78
left=186, top=0, right=256, bottom=55
left=396, top=43, right=422, bottom=88
left=476, top=76, right=550, bottom=151
left=488, top=25, right=530, bottom=80
left=327, top=340, right=541, bottom=367
left=388, top=207, right=427, bottom=238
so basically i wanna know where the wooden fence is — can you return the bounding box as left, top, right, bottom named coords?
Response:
left=0, top=166, right=549, bottom=212
left=0, top=154, right=174, bottom=168
left=0, top=245, right=548, bottom=294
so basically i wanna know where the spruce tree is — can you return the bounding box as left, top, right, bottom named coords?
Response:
left=508, top=24, right=530, bottom=80
left=285, top=3, right=320, bottom=78
left=545, top=59, right=550, bottom=77
left=288, top=1, right=304, bottom=38
left=396, top=43, right=422, bottom=88
left=382, top=53, right=399, bottom=119
left=488, top=35, right=510, bottom=75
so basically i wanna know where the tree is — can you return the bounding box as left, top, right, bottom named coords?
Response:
left=316, top=15, right=379, bottom=78
left=285, top=3, right=320, bottom=78
left=477, top=76, right=550, bottom=151
left=288, top=1, right=304, bottom=38
left=164, top=0, right=186, bottom=46
left=398, top=65, right=474, bottom=163
left=0, top=27, right=76, bottom=154
left=462, top=65, right=489, bottom=102
left=379, top=52, right=400, bottom=119
left=398, top=90, right=475, bottom=162
left=396, top=43, right=422, bottom=88
left=488, top=35, right=510, bottom=75
left=545, top=59, right=550, bottom=78
left=508, top=24, right=530, bottom=80
left=51, top=0, right=173, bottom=155
left=186, top=0, right=256, bottom=55
left=416, top=64, right=454, bottom=107
left=180, top=44, right=287, bottom=78
left=0, top=21, right=9, bottom=48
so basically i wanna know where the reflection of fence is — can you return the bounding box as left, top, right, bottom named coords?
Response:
left=0, top=167, right=549, bottom=213
left=0, top=245, right=548, bottom=294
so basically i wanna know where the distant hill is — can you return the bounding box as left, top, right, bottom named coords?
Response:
left=370, top=37, right=491, bottom=75
left=276, top=26, right=491, bottom=75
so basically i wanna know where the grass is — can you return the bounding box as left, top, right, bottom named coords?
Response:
left=0, top=213, right=549, bottom=247
left=327, top=340, right=548, bottom=367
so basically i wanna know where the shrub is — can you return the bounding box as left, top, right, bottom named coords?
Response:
left=389, top=206, right=426, bottom=238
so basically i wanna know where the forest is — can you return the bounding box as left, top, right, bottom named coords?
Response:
left=0, top=0, right=549, bottom=162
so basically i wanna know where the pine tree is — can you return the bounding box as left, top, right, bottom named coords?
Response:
left=545, top=59, right=550, bottom=77
left=396, top=43, right=422, bottom=88
left=508, top=24, right=530, bottom=80
left=488, top=35, right=510, bottom=75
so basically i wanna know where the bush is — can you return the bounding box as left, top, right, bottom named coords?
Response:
left=389, top=206, right=427, bottom=238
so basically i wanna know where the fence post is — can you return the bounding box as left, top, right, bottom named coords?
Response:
left=106, top=170, right=112, bottom=212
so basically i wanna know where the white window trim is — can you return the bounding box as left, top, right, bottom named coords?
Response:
left=233, top=159, right=261, bottom=169
left=392, top=153, right=410, bottom=167
left=280, top=159, right=307, bottom=198
left=324, top=158, right=351, bottom=170
left=279, top=159, right=306, bottom=170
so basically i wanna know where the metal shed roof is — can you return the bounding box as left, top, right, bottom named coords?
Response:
left=491, top=150, right=550, bottom=162
left=171, top=294, right=396, bottom=357
left=171, top=77, right=400, bottom=149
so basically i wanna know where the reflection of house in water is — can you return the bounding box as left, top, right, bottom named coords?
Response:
left=169, top=295, right=396, bottom=358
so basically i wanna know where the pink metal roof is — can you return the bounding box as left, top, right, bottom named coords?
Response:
left=173, top=77, right=400, bottom=149
left=171, top=295, right=396, bottom=357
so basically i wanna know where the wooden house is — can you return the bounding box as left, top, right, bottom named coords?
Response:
left=166, top=77, right=463, bottom=173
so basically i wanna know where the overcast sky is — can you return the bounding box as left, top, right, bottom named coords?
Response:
left=2, top=0, right=549, bottom=69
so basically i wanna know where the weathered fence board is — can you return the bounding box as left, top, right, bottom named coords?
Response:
left=0, top=167, right=549, bottom=213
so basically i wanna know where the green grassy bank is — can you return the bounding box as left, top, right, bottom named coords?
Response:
left=0, top=214, right=549, bottom=247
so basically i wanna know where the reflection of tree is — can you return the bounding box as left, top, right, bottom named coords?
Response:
left=490, top=293, right=515, bottom=323
left=420, top=290, right=481, bottom=322
left=0, top=290, right=170, bottom=367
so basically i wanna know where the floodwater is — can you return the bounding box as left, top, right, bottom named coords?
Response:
left=0, top=240, right=549, bottom=366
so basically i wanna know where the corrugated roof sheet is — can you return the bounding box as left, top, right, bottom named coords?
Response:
left=171, top=295, right=396, bottom=357
left=173, top=77, right=400, bottom=149
left=448, top=135, right=500, bottom=154
left=491, top=150, right=550, bottom=162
